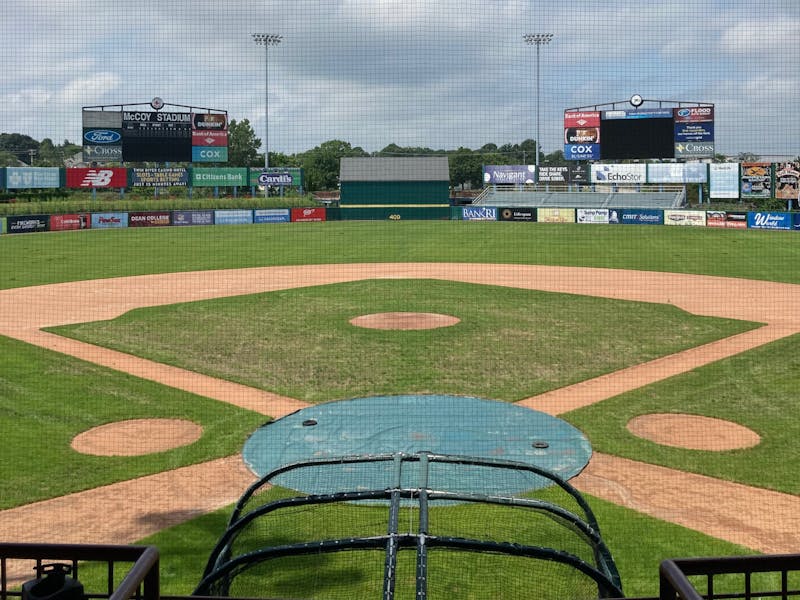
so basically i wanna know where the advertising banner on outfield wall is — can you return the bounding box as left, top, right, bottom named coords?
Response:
left=615, top=209, right=663, bottom=225
left=462, top=206, right=498, bottom=221
left=66, top=168, right=127, bottom=188
left=214, top=210, right=253, bottom=225
left=775, top=162, right=800, bottom=203
left=482, top=165, right=536, bottom=185
left=192, top=168, right=247, bottom=187
left=173, top=210, right=214, bottom=226
left=647, top=163, right=708, bottom=184
left=706, top=211, right=750, bottom=229
left=130, top=168, right=189, bottom=188
left=794, top=214, right=800, bottom=230
left=498, top=207, right=534, bottom=222
left=7, top=215, right=49, bottom=234
left=591, top=163, right=647, bottom=184
left=128, top=211, right=171, bottom=227
left=91, top=212, right=128, bottom=229
left=291, top=207, right=326, bottom=222
left=537, top=166, right=569, bottom=183
left=569, top=165, right=590, bottom=184
left=748, top=212, right=792, bottom=230
left=740, top=163, right=772, bottom=198
left=537, top=208, right=575, bottom=223
left=50, top=214, right=90, bottom=231
left=709, top=163, right=740, bottom=199
left=664, top=210, right=706, bottom=226
left=254, top=209, right=291, bottom=223
left=6, top=167, right=61, bottom=189
left=706, top=211, right=727, bottom=228
left=249, top=168, right=304, bottom=189
left=577, top=208, right=609, bottom=224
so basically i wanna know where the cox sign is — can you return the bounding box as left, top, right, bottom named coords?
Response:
left=563, top=144, right=600, bottom=161
left=192, top=147, right=229, bottom=162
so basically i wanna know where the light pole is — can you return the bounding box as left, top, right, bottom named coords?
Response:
left=523, top=33, right=553, bottom=182
left=252, top=33, right=282, bottom=175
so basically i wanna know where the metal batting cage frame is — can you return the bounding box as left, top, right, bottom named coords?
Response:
left=194, top=452, right=623, bottom=599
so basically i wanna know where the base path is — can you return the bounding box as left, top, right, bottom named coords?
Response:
left=1, top=263, right=800, bottom=553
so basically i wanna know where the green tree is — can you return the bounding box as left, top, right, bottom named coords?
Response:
left=449, top=147, right=483, bottom=189
left=542, top=149, right=568, bottom=166
left=0, top=133, right=39, bottom=163
left=300, top=140, right=367, bottom=191
left=0, top=149, right=19, bottom=167
left=227, top=119, right=261, bottom=167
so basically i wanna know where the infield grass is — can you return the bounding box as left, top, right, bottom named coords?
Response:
left=50, top=279, right=756, bottom=402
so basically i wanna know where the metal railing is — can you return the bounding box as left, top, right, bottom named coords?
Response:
left=0, top=543, right=159, bottom=600
left=660, top=554, right=800, bottom=600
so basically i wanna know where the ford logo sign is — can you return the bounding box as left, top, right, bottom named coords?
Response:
left=677, top=109, right=691, bottom=118
left=84, top=129, right=122, bottom=144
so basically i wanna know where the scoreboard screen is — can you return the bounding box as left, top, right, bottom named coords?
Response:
left=600, top=113, right=674, bottom=160
left=122, top=111, right=192, bottom=162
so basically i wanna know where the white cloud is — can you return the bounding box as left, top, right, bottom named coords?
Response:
left=719, top=19, right=800, bottom=56
left=0, top=0, right=797, bottom=156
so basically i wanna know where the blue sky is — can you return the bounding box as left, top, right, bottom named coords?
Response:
left=1, top=0, right=798, bottom=157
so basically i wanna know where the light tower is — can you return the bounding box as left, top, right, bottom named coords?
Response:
left=523, top=33, right=554, bottom=180
left=251, top=33, right=283, bottom=173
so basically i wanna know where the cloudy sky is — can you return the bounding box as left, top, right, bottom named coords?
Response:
left=2, top=0, right=798, bottom=157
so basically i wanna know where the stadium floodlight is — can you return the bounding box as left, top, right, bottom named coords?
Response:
left=252, top=33, right=283, bottom=185
left=523, top=33, right=554, bottom=180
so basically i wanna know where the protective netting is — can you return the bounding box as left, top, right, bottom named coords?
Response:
left=195, top=453, right=622, bottom=599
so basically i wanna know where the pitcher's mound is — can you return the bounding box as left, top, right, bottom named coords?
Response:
left=350, top=312, right=460, bottom=330
left=72, top=418, right=203, bottom=456
left=627, top=414, right=760, bottom=451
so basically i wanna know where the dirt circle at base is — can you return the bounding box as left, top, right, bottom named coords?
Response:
left=71, top=418, right=203, bottom=456
left=349, top=312, right=460, bottom=330
left=626, top=413, right=760, bottom=451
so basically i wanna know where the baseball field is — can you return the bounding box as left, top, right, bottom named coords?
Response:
left=2, top=221, right=800, bottom=597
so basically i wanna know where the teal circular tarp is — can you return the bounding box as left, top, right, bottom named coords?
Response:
left=243, top=394, right=592, bottom=496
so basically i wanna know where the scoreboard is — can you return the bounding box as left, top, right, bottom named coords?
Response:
left=82, top=102, right=228, bottom=164
left=122, top=111, right=192, bottom=163
left=563, top=100, right=714, bottom=161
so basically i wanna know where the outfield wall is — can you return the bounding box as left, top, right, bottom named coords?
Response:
left=2, top=207, right=799, bottom=234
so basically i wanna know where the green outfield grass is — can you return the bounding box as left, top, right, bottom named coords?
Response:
left=2, top=222, right=799, bottom=598
left=2, top=221, right=800, bottom=290
left=50, top=279, right=755, bottom=402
